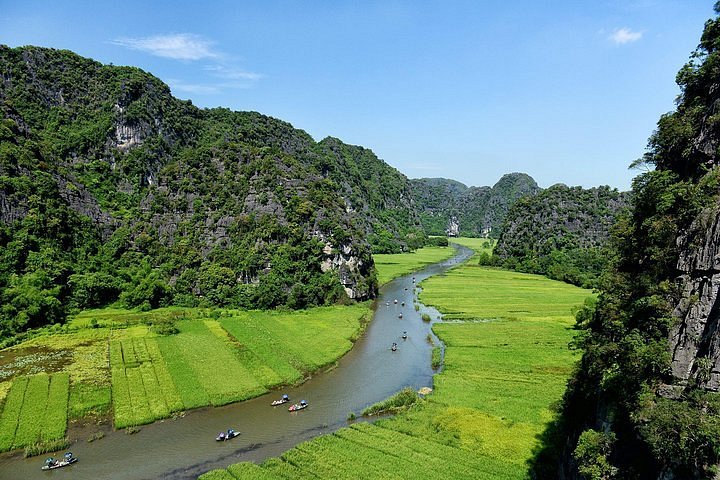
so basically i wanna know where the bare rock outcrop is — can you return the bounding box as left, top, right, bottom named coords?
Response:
left=669, top=203, right=720, bottom=390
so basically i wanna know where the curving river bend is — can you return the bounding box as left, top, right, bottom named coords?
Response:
left=0, top=245, right=472, bottom=480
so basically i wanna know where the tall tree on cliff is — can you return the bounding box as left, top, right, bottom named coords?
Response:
left=542, top=4, right=720, bottom=479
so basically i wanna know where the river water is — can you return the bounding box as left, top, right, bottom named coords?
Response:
left=0, top=245, right=472, bottom=480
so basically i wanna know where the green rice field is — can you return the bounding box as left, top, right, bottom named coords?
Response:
left=0, top=373, right=69, bottom=451
left=0, top=304, right=371, bottom=451
left=373, top=245, right=455, bottom=285
left=202, top=238, right=591, bottom=479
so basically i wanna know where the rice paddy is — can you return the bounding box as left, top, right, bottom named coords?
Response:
left=0, top=373, right=69, bottom=451
left=205, top=238, right=591, bottom=479
left=0, top=304, right=371, bottom=451
left=374, top=245, right=455, bottom=285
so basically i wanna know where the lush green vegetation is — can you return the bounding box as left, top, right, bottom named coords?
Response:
left=0, top=304, right=370, bottom=451
left=318, top=138, right=426, bottom=253
left=546, top=6, right=720, bottom=478
left=0, top=373, right=69, bottom=452
left=205, top=244, right=591, bottom=478
left=373, top=244, right=455, bottom=285
left=361, top=387, right=419, bottom=416
left=0, top=45, right=443, bottom=339
left=492, top=184, right=628, bottom=289
left=411, top=173, right=539, bottom=237
left=449, top=236, right=495, bottom=257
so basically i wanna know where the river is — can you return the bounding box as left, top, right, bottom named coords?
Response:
left=0, top=245, right=472, bottom=479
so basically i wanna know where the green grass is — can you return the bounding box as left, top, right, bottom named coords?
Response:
left=449, top=237, right=495, bottom=255
left=0, top=373, right=70, bottom=452
left=41, top=373, right=69, bottom=441
left=197, top=469, right=236, bottom=480
left=0, top=377, right=28, bottom=451
left=361, top=387, right=418, bottom=416
left=374, top=245, right=455, bottom=285
left=208, top=240, right=591, bottom=479
left=0, top=304, right=372, bottom=449
left=431, top=346, right=442, bottom=369
left=219, top=306, right=369, bottom=386
left=12, top=374, right=50, bottom=448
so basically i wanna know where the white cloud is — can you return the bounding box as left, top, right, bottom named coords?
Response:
left=112, top=33, right=218, bottom=60
left=204, top=65, right=263, bottom=81
left=608, top=27, right=643, bottom=45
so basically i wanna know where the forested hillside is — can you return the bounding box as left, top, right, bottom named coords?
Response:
left=411, top=172, right=539, bottom=237
left=0, top=46, right=421, bottom=338
left=547, top=5, right=720, bottom=479
left=493, top=184, right=628, bottom=288
left=317, top=137, right=425, bottom=253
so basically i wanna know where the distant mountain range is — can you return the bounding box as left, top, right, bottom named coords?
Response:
left=410, top=173, right=540, bottom=238
left=0, top=43, right=627, bottom=339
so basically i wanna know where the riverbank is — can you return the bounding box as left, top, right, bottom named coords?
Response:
left=0, top=245, right=471, bottom=479
left=373, top=245, right=456, bottom=285
left=0, top=304, right=371, bottom=454
left=0, top=243, right=459, bottom=457
left=199, top=239, right=591, bottom=479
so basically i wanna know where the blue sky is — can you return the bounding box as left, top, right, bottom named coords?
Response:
left=0, top=1, right=714, bottom=190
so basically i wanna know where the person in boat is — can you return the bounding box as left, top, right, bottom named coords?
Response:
left=402, top=331, right=407, bottom=339
left=394, top=299, right=397, bottom=304
left=227, top=428, right=235, bottom=437
left=218, top=431, right=226, bottom=440
left=45, top=458, right=57, bottom=467
left=282, top=394, right=289, bottom=400
left=64, top=452, right=73, bottom=461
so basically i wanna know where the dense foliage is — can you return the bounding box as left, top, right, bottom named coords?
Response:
left=542, top=5, right=720, bottom=478
left=201, top=247, right=590, bottom=480
left=411, top=173, right=539, bottom=238
left=492, top=184, right=628, bottom=288
left=317, top=137, right=426, bottom=253
left=0, top=46, right=423, bottom=338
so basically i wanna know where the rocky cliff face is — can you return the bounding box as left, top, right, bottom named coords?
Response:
left=410, top=172, right=539, bottom=237
left=496, top=184, right=628, bottom=253
left=0, top=45, right=392, bottom=327
left=670, top=203, right=720, bottom=390
left=317, top=137, right=425, bottom=253
left=549, top=8, right=720, bottom=479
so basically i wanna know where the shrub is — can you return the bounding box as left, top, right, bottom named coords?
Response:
left=362, top=387, right=419, bottom=416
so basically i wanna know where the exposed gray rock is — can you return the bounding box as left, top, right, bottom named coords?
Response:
left=316, top=233, right=373, bottom=300
left=0, top=190, right=28, bottom=224
left=670, top=203, right=720, bottom=390
left=446, top=216, right=459, bottom=237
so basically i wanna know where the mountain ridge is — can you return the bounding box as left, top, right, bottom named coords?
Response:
left=410, top=172, right=540, bottom=237
left=0, top=45, right=423, bottom=335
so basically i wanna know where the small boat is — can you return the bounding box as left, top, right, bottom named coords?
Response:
left=216, top=429, right=240, bottom=441
left=391, top=343, right=398, bottom=351
left=288, top=400, right=308, bottom=411
left=398, top=313, right=403, bottom=319
left=394, top=299, right=398, bottom=304
left=271, top=394, right=290, bottom=406
left=402, top=332, right=408, bottom=340
left=41, top=452, right=77, bottom=470
left=401, top=302, right=405, bottom=306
